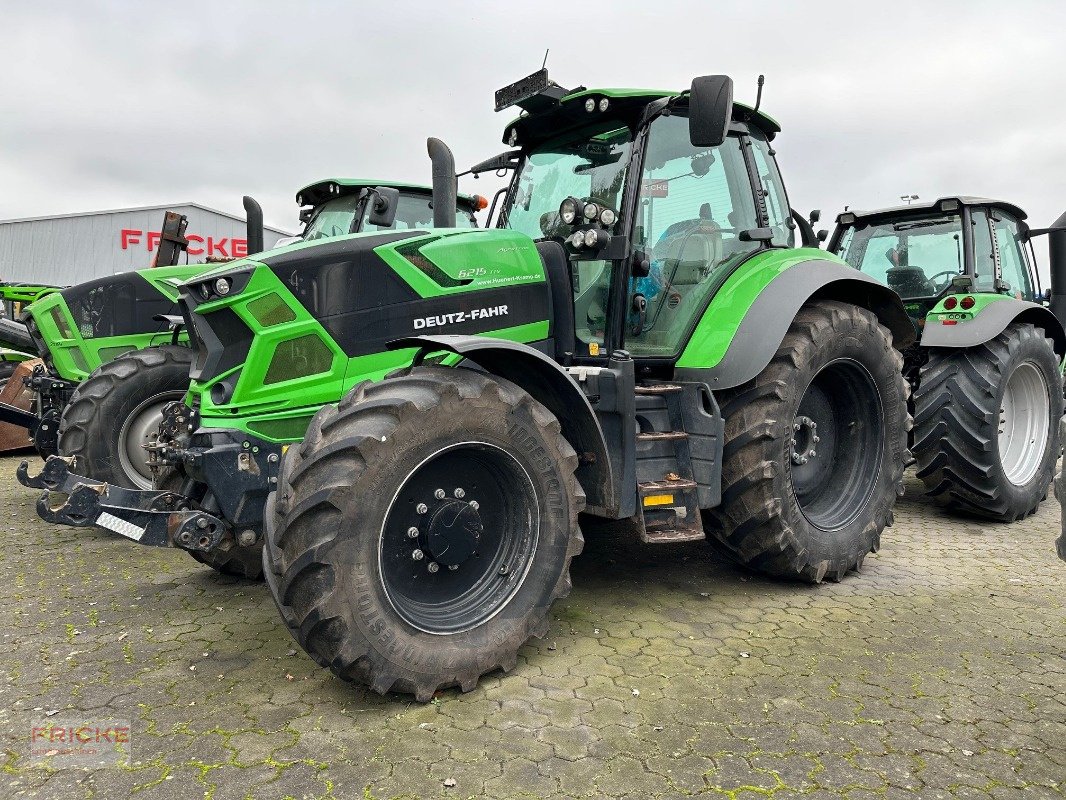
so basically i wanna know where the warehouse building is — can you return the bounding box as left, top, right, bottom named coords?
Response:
left=0, top=203, right=291, bottom=286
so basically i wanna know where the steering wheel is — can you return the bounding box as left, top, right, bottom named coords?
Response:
left=926, top=269, right=960, bottom=292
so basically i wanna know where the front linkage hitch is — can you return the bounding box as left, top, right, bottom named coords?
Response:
left=18, top=456, right=230, bottom=552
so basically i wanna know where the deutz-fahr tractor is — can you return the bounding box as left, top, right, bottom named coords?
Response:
left=6, top=184, right=481, bottom=481
left=829, top=198, right=1066, bottom=521
left=27, top=71, right=915, bottom=699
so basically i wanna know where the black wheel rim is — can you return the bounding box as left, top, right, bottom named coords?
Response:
left=788, top=358, right=884, bottom=530
left=379, top=442, right=539, bottom=635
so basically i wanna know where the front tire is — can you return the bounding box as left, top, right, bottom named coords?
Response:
left=58, top=346, right=193, bottom=489
left=704, top=300, right=910, bottom=582
left=913, top=323, right=1063, bottom=521
left=264, top=366, right=584, bottom=701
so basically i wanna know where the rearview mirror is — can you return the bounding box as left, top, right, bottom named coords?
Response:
left=688, top=75, right=733, bottom=148
left=809, top=209, right=822, bottom=225
left=817, top=229, right=828, bottom=243
left=368, top=187, right=400, bottom=228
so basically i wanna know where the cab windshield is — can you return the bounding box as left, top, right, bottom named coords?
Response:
left=836, top=214, right=964, bottom=300
left=504, top=123, right=632, bottom=242
left=303, top=192, right=475, bottom=241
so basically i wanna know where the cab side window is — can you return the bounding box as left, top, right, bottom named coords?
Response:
left=749, top=132, right=794, bottom=248
left=992, top=213, right=1034, bottom=300
left=970, top=209, right=996, bottom=291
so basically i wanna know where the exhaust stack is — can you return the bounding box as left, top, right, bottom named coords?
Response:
left=1048, top=210, right=1066, bottom=325
left=427, top=138, right=457, bottom=229
left=243, top=196, right=265, bottom=255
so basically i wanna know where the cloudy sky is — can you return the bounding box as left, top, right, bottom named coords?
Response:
left=3, top=1, right=1064, bottom=269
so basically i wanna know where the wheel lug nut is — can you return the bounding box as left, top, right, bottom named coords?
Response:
left=793, top=422, right=801, bottom=431
left=407, top=526, right=419, bottom=539
left=434, top=489, right=445, bottom=500
left=427, top=562, right=439, bottom=573
left=412, top=549, right=424, bottom=561
left=448, top=564, right=459, bottom=571
left=469, top=500, right=479, bottom=510
left=790, top=438, right=796, bottom=447
left=799, top=456, right=808, bottom=464
left=813, top=435, right=820, bottom=443
left=808, top=449, right=816, bottom=457
left=416, top=503, right=428, bottom=514
left=454, top=488, right=466, bottom=499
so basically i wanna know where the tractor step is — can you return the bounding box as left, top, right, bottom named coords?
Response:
left=639, top=478, right=698, bottom=493
left=641, top=522, right=706, bottom=544
left=634, top=383, right=683, bottom=395
left=637, top=430, right=688, bottom=443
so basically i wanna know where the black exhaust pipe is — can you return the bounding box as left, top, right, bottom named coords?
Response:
left=427, top=137, right=457, bottom=228
left=1047, top=210, right=1066, bottom=325
left=243, top=196, right=265, bottom=255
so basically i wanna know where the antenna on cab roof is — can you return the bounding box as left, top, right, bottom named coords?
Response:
left=751, top=74, right=765, bottom=116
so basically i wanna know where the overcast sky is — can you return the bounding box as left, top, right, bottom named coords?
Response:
left=3, top=1, right=1064, bottom=269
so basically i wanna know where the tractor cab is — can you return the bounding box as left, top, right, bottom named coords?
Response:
left=491, top=72, right=807, bottom=368
left=292, top=179, right=483, bottom=244
left=829, top=197, right=1041, bottom=323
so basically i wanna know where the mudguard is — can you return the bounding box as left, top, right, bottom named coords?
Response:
left=390, top=334, right=615, bottom=514
left=921, top=296, right=1066, bottom=358
left=676, top=256, right=915, bottom=390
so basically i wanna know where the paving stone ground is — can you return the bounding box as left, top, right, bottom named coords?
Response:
left=0, top=452, right=1063, bottom=799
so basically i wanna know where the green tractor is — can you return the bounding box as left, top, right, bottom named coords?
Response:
left=26, top=71, right=914, bottom=699
left=829, top=198, right=1066, bottom=520
left=5, top=184, right=481, bottom=481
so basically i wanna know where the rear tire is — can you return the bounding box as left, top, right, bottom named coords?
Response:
left=58, top=346, right=193, bottom=489
left=704, top=300, right=910, bottom=582
left=264, top=366, right=584, bottom=701
left=913, top=323, right=1062, bottom=521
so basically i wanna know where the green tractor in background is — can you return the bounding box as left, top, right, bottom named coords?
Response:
left=5, top=184, right=481, bottom=481
left=829, top=198, right=1066, bottom=521
left=27, top=70, right=916, bottom=699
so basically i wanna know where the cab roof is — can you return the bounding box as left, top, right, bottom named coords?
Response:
left=503, top=86, right=781, bottom=149
left=836, top=196, right=1027, bottom=225
left=297, top=179, right=475, bottom=209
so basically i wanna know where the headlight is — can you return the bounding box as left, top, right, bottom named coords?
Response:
left=599, top=207, right=617, bottom=226
left=199, top=283, right=211, bottom=300
left=569, top=231, right=586, bottom=249
left=507, top=128, right=518, bottom=146
left=214, top=278, right=231, bottom=296
left=560, top=198, right=578, bottom=225
left=598, top=98, right=609, bottom=112
left=584, top=229, right=609, bottom=248
left=583, top=202, right=599, bottom=221
left=584, top=98, right=596, bottom=112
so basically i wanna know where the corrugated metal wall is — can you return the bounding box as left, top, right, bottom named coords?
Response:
left=0, top=205, right=290, bottom=285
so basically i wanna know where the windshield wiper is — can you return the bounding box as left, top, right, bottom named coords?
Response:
left=893, top=219, right=953, bottom=232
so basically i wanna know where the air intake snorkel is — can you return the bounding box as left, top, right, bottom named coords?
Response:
left=427, top=137, right=457, bottom=229
left=243, top=196, right=265, bottom=255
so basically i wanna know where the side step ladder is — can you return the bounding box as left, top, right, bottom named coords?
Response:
left=634, top=383, right=705, bottom=543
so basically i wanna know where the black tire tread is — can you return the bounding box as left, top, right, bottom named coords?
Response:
left=913, top=323, right=1062, bottom=521
left=704, top=300, right=910, bottom=582
left=58, top=345, right=193, bottom=487
left=264, top=366, right=584, bottom=701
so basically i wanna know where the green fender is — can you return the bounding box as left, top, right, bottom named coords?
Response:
left=922, top=293, right=1066, bottom=360
left=675, top=249, right=915, bottom=390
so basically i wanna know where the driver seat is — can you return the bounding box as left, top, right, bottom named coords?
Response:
left=656, top=204, right=724, bottom=286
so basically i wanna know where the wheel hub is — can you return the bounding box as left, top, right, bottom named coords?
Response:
left=422, top=495, right=482, bottom=568
left=790, top=415, right=820, bottom=465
